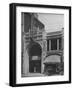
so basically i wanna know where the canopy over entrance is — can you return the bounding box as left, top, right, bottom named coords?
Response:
left=44, top=55, right=61, bottom=63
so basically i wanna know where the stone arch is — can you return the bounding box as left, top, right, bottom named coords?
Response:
left=29, top=42, right=42, bottom=73
left=29, top=42, right=42, bottom=56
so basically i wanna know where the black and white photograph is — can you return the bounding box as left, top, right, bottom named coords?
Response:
left=21, top=13, right=64, bottom=77
left=10, top=3, right=71, bottom=87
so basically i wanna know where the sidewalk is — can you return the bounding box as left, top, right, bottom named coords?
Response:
left=22, top=73, right=45, bottom=77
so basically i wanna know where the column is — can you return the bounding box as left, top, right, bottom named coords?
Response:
left=49, top=40, right=51, bottom=51
left=57, top=39, right=59, bottom=50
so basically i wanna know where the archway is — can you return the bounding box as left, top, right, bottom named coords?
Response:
left=29, top=43, right=42, bottom=73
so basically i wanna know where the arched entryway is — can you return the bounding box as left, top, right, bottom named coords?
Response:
left=29, top=43, right=42, bottom=73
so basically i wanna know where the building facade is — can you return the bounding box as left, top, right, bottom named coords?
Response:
left=21, top=13, right=64, bottom=77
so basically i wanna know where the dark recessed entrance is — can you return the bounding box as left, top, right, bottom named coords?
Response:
left=29, top=43, right=42, bottom=73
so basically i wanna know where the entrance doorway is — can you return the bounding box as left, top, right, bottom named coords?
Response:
left=29, top=43, right=42, bottom=73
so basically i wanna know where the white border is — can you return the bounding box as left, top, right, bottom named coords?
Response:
left=16, top=6, right=69, bottom=84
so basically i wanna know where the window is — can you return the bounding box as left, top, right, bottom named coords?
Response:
left=51, top=39, right=57, bottom=50
left=47, top=40, right=49, bottom=51
left=59, top=38, right=62, bottom=50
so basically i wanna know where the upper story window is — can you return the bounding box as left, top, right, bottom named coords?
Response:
left=47, top=40, right=49, bottom=51
left=59, top=38, right=62, bottom=50
left=47, top=37, right=62, bottom=51
left=51, top=39, right=57, bottom=50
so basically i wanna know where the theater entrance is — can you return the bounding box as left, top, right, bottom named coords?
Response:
left=29, top=43, right=42, bottom=73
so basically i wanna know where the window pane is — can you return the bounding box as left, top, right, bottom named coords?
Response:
left=59, top=38, right=62, bottom=50
left=47, top=40, right=49, bottom=51
left=51, top=39, right=57, bottom=50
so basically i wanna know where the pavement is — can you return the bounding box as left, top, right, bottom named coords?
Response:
left=22, top=73, right=45, bottom=77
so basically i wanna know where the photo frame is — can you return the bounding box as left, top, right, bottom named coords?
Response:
left=9, top=3, right=71, bottom=87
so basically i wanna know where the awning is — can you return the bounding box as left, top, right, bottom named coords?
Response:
left=44, top=55, right=61, bottom=63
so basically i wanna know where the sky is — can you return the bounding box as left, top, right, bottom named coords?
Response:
left=38, top=13, right=64, bottom=32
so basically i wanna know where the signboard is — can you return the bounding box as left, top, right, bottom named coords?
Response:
left=32, top=56, right=41, bottom=60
